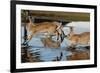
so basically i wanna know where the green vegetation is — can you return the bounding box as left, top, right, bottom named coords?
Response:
left=21, top=10, right=90, bottom=23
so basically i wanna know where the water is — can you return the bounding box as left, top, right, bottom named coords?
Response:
left=22, top=36, right=72, bottom=62
left=21, top=22, right=90, bottom=62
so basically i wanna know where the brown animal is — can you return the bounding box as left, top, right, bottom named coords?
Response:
left=66, top=27, right=90, bottom=47
left=41, top=36, right=60, bottom=48
left=26, top=17, right=62, bottom=41
left=67, top=50, right=90, bottom=60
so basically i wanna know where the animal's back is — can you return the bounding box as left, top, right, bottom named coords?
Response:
left=32, top=22, right=58, bottom=33
left=70, top=32, right=90, bottom=45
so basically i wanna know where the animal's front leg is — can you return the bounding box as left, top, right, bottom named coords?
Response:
left=56, top=29, right=65, bottom=42
left=27, top=34, right=33, bottom=40
left=23, top=34, right=33, bottom=45
left=54, top=31, right=59, bottom=41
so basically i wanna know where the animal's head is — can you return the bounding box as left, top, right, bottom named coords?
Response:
left=41, top=37, right=51, bottom=41
left=25, top=16, right=35, bottom=26
left=66, top=33, right=71, bottom=38
left=65, top=26, right=74, bottom=38
left=66, top=32, right=74, bottom=39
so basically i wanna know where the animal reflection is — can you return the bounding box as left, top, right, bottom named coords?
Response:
left=52, top=52, right=63, bottom=61
left=67, top=50, right=90, bottom=60
left=41, top=36, right=60, bottom=48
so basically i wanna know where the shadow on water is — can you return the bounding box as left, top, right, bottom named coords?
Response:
left=21, top=44, right=90, bottom=63
left=21, top=46, right=42, bottom=63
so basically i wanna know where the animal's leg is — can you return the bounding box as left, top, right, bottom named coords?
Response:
left=27, top=34, right=33, bottom=40
left=24, top=34, right=33, bottom=44
left=60, top=29, right=65, bottom=42
left=56, top=28, right=65, bottom=42
left=55, top=30, right=59, bottom=41
left=45, top=33, right=51, bottom=38
left=43, top=39, right=47, bottom=47
left=44, top=42, right=47, bottom=47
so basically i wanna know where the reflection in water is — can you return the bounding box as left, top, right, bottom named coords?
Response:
left=28, top=47, right=72, bottom=62
left=21, top=37, right=90, bottom=62
left=21, top=45, right=90, bottom=63
left=21, top=22, right=90, bottom=63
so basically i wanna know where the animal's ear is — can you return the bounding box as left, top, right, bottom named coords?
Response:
left=25, top=17, right=30, bottom=23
